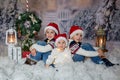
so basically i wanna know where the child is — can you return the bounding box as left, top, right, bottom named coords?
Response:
left=26, top=22, right=60, bottom=64
left=45, top=33, right=72, bottom=68
left=69, top=25, right=117, bottom=67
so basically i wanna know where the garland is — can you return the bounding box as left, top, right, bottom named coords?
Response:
left=15, top=12, right=42, bottom=51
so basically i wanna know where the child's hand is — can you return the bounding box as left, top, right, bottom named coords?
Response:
left=26, top=54, right=30, bottom=58
left=45, top=64, right=49, bottom=68
left=31, top=48, right=36, bottom=56
left=97, top=48, right=105, bottom=58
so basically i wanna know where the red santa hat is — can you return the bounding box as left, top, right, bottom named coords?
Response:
left=69, top=25, right=84, bottom=39
left=54, top=33, right=68, bottom=46
left=44, top=22, right=60, bottom=35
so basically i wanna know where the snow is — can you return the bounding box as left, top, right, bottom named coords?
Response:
left=0, top=41, right=120, bottom=80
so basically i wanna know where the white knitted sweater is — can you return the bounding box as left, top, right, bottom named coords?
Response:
left=46, top=48, right=72, bottom=67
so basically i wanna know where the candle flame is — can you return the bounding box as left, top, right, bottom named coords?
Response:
left=100, top=39, right=103, bottom=43
left=99, top=39, right=103, bottom=48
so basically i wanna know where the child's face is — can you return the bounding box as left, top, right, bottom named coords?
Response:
left=56, top=39, right=66, bottom=51
left=45, top=29, right=56, bottom=40
left=72, top=33, right=82, bottom=42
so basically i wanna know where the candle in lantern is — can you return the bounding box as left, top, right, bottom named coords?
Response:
left=8, top=33, right=15, bottom=43
left=99, top=39, right=103, bottom=48
left=7, top=31, right=16, bottom=44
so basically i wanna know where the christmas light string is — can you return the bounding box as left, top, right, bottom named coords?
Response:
left=26, top=0, right=29, bottom=12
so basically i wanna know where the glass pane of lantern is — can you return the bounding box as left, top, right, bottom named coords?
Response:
left=7, top=31, right=16, bottom=44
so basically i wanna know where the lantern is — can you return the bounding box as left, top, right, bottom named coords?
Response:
left=5, top=28, right=21, bottom=62
left=6, top=28, right=17, bottom=46
left=95, top=27, right=108, bottom=52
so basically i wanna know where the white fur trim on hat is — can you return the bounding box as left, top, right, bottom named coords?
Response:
left=55, top=37, right=68, bottom=47
left=44, top=26, right=58, bottom=34
left=70, top=30, right=84, bottom=39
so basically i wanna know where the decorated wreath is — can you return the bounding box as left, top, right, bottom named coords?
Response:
left=15, top=12, right=42, bottom=51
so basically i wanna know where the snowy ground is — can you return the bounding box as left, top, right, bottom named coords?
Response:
left=0, top=41, right=120, bottom=80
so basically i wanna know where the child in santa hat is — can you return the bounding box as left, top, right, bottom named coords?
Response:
left=26, top=22, right=60, bottom=65
left=45, top=33, right=72, bottom=68
left=69, top=25, right=117, bottom=67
